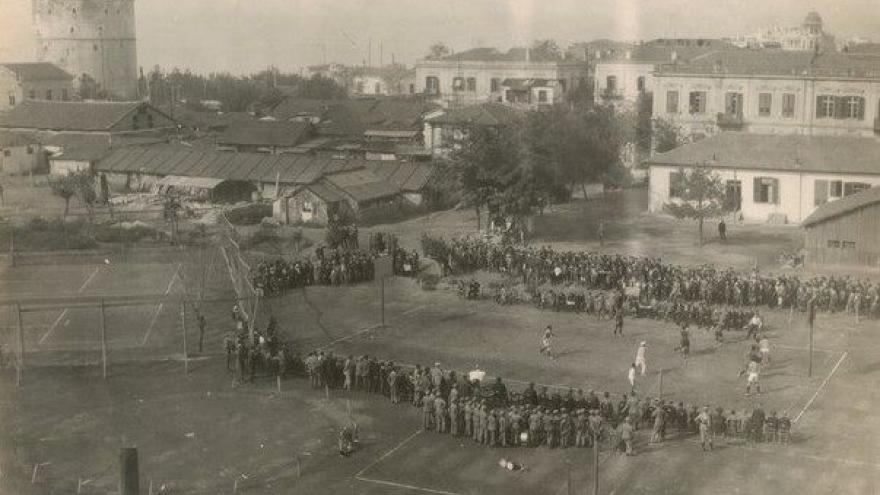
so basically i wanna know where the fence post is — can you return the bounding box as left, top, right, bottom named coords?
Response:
left=16, top=303, right=23, bottom=387
left=180, top=301, right=188, bottom=374
left=100, top=298, right=107, bottom=379
left=9, top=227, right=14, bottom=267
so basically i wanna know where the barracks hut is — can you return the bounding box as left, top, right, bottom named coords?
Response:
left=802, top=187, right=880, bottom=269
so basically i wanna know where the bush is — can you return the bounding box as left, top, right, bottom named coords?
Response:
left=359, top=200, right=429, bottom=227
left=93, top=223, right=158, bottom=243
left=27, top=217, right=52, bottom=232
left=226, top=203, right=272, bottom=225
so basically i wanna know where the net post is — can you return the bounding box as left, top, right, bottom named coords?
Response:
left=181, top=300, right=188, bottom=374
left=16, top=302, right=23, bottom=387
left=100, top=297, right=107, bottom=379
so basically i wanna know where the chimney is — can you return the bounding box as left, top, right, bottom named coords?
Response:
left=714, top=60, right=723, bottom=73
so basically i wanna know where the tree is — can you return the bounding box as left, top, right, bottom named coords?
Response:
left=451, top=125, right=522, bottom=231
left=49, top=174, right=78, bottom=217
left=530, top=39, right=562, bottom=60
left=663, top=166, right=731, bottom=245
left=426, top=43, right=451, bottom=60
left=653, top=118, right=684, bottom=153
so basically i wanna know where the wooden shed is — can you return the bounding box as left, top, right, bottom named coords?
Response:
left=802, top=187, right=880, bottom=269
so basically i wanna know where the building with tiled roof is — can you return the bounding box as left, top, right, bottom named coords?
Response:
left=652, top=49, right=880, bottom=139
left=645, top=133, right=880, bottom=224
left=0, top=100, right=176, bottom=134
left=593, top=39, right=728, bottom=106
left=415, top=47, right=589, bottom=108
left=216, top=121, right=313, bottom=153
left=0, top=62, right=74, bottom=111
left=423, top=102, right=523, bottom=156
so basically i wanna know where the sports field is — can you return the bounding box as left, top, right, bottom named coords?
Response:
left=1, top=255, right=878, bottom=494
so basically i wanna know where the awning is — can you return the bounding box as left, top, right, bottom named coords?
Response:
left=156, top=175, right=225, bottom=189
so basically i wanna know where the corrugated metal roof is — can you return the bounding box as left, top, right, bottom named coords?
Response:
left=96, top=144, right=367, bottom=184
left=301, top=183, right=346, bottom=202
left=0, top=101, right=166, bottom=131
left=323, top=169, right=400, bottom=202
left=216, top=121, right=312, bottom=147
left=803, top=187, right=880, bottom=227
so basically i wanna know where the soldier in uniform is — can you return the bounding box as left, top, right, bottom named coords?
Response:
left=224, top=331, right=235, bottom=371
left=529, top=408, right=542, bottom=447
left=422, top=391, right=435, bottom=431
left=696, top=406, right=713, bottom=451
left=498, top=408, right=509, bottom=447
left=486, top=409, right=498, bottom=446
left=435, top=394, right=447, bottom=433
left=449, top=398, right=459, bottom=436
left=464, top=399, right=474, bottom=438
left=560, top=410, right=573, bottom=448
left=545, top=410, right=558, bottom=448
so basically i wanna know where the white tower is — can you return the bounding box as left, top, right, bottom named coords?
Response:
left=33, top=0, right=138, bottom=100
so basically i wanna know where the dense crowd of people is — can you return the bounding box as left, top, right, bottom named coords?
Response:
left=252, top=236, right=421, bottom=296
left=423, top=235, right=880, bottom=318
left=300, top=353, right=791, bottom=453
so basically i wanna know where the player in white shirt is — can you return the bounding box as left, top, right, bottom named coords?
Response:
left=539, top=325, right=555, bottom=358
left=635, top=341, right=647, bottom=375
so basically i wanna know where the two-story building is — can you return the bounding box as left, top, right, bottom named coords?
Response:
left=652, top=50, right=880, bottom=140
left=0, top=62, right=74, bottom=111
left=415, top=47, right=589, bottom=108
left=593, top=39, right=728, bottom=107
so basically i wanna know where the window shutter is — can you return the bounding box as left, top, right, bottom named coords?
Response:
left=834, top=96, right=846, bottom=119
left=814, top=180, right=828, bottom=206
left=858, top=97, right=866, bottom=120
left=753, top=177, right=761, bottom=202
left=771, top=178, right=780, bottom=204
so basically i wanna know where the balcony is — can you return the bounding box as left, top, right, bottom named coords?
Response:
left=601, top=88, right=622, bottom=101
left=716, top=112, right=744, bottom=129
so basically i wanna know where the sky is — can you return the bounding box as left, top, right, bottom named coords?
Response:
left=1, top=0, right=878, bottom=75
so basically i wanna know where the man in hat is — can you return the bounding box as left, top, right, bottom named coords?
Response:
left=635, top=342, right=648, bottom=376
left=620, top=417, right=635, bottom=455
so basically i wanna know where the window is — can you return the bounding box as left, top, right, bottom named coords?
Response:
left=830, top=180, right=843, bottom=197
left=753, top=177, right=779, bottom=204
left=425, top=76, right=440, bottom=94
left=843, top=96, right=865, bottom=120
left=452, top=77, right=465, bottom=92
left=758, top=93, right=772, bottom=116
left=842, top=241, right=856, bottom=249
left=666, top=91, right=679, bottom=114
left=816, top=95, right=835, bottom=119
left=26, top=145, right=33, bottom=155
left=2, top=150, right=10, bottom=157
left=7, top=95, right=14, bottom=106
left=688, top=91, right=706, bottom=114
left=62, top=89, right=68, bottom=101
left=538, top=90, right=548, bottom=103
left=637, top=76, right=646, bottom=92
left=490, top=78, right=501, bottom=92
left=466, top=77, right=477, bottom=92
left=46, top=89, right=53, bottom=100
left=606, top=75, right=617, bottom=92
left=725, top=92, right=743, bottom=116
left=28, top=90, right=35, bottom=100
left=504, top=90, right=513, bottom=102
left=827, top=240, right=840, bottom=248
left=782, top=93, right=795, bottom=118
left=844, top=182, right=871, bottom=196
left=301, top=201, right=313, bottom=213
left=356, top=81, right=365, bottom=93
left=374, top=82, right=381, bottom=94
left=669, top=171, right=684, bottom=198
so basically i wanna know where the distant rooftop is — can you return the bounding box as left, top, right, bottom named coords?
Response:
left=423, top=47, right=577, bottom=64
left=0, top=62, right=73, bottom=81
left=656, top=50, right=880, bottom=79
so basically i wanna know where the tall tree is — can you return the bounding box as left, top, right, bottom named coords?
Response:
left=426, top=43, right=451, bottom=60
left=653, top=118, right=684, bottom=153
left=663, top=167, right=731, bottom=245
left=451, top=125, right=522, bottom=231
left=530, top=39, right=562, bottom=60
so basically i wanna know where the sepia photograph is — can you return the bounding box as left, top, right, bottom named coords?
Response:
left=0, top=0, right=879, bottom=493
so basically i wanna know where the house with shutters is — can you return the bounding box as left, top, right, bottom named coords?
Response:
left=651, top=49, right=880, bottom=141
left=645, top=132, right=880, bottom=224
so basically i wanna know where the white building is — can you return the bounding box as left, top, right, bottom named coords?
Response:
left=646, top=133, right=880, bottom=224
left=415, top=47, right=588, bottom=108
left=652, top=50, right=880, bottom=140
left=730, top=11, right=835, bottom=52
left=593, top=39, right=727, bottom=106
